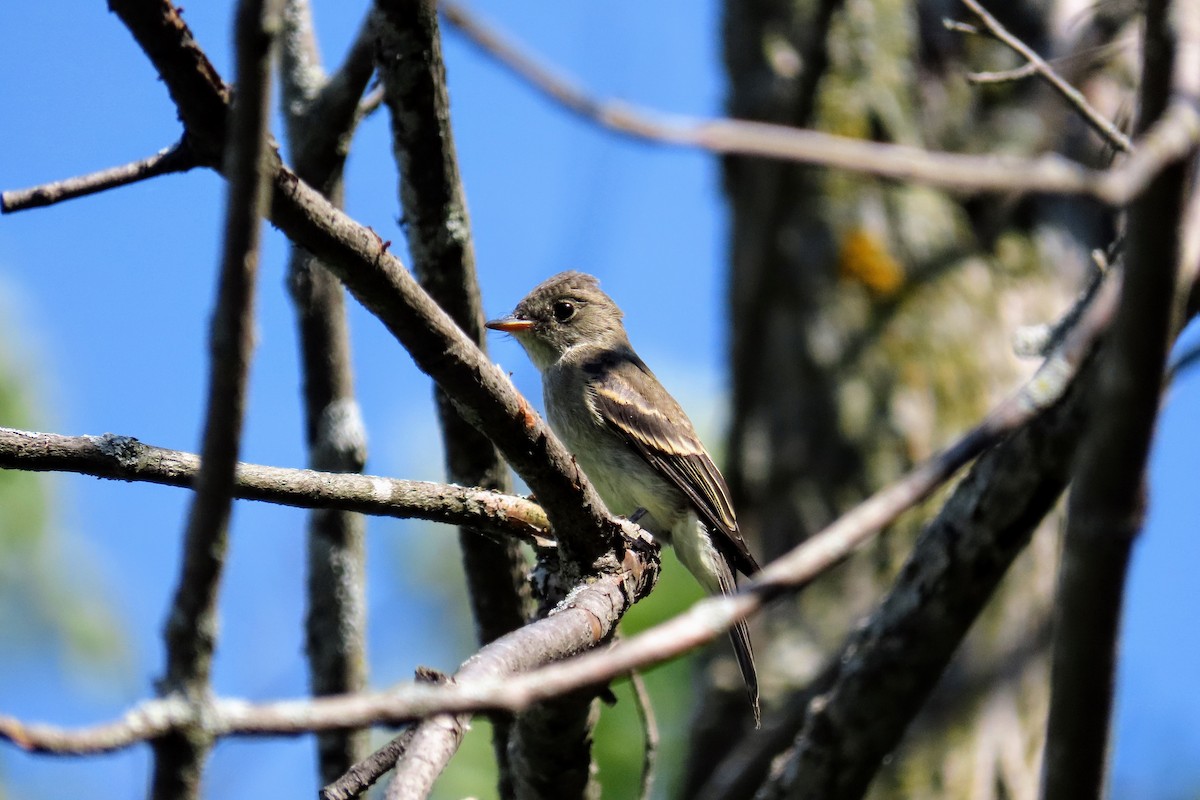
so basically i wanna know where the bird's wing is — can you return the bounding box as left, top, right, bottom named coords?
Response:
left=586, top=351, right=760, bottom=576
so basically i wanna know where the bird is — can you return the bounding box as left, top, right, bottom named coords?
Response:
left=486, top=270, right=761, bottom=724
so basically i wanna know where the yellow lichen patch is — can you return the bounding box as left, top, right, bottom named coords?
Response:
left=839, top=227, right=906, bottom=297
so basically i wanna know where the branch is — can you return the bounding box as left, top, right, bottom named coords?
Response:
left=438, top=1, right=1198, bottom=204
left=1040, top=3, right=1197, bottom=798
left=374, top=0, right=532, bottom=794
left=150, top=0, right=280, bottom=796
left=0, top=138, right=198, bottom=213
left=958, top=0, right=1133, bottom=153
left=0, top=427, right=552, bottom=543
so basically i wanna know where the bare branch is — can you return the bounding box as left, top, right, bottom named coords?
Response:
left=438, top=1, right=1197, bottom=203
left=0, top=427, right=552, bottom=543
left=148, top=2, right=281, bottom=796
left=321, top=545, right=656, bottom=795
left=0, top=138, right=198, bottom=213
left=966, top=62, right=1039, bottom=84
left=320, top=729, right=415, bottom=800
left=105, top=0, right=231, bottom=166
left=959, top=0, right=1133, bottom=152
left=1040, top=2, right=1197, bottom=798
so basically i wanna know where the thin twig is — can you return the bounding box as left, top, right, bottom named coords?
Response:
left=384, top=670, right=464, bottom=800
left=150, top=2, right=280, bottom=796
left=0, top=427, right=553, bottom=543
left=629, top=671, right=659, bottom=800
left=959, top=0, right=1133, bottom=152
left=0, top=138, right=197, bottom=213
left=967, top=62, right=1039, bottom=84
left=320, top=728, right=415, bottom=800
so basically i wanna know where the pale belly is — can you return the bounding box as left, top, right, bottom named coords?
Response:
left=544, top=379, right=685, bottom=541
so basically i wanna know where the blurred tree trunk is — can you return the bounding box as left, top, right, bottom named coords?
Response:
left=685, top=0, right=1130, bottom=796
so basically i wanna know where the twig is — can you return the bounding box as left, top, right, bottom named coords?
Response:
left=320, top=728, right=415, bottom=800
left=958, top=0, right=1133, bottom=153
left=966, top=62, right=1039, bottom=84
left=0, top=138, right=197, bottom=213
left=149, top=2, right=280, bottom=796
left=629, top=671, right=659, bottom=800
left=437, top=1, right=1197, bottom=203
left=1040, top=2, right=1195, bottom=798
left=0, top=427, right=552, bottom=543
left=374, top=0, right=533, bottom=794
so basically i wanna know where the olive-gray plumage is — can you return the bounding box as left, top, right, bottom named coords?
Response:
left=487, top=271, right=760, bottom=724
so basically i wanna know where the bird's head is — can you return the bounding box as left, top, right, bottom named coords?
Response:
left=486, top=271, right=626, bottom=370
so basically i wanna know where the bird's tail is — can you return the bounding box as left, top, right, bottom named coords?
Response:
left=672, top=516, right=761, bottom=726
left=729, top=614, right=761, bottom=728
left=710, top=556, right=760, bottom=728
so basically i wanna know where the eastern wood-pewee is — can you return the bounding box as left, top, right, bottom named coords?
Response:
left=486, top=271, right=761, bottom=724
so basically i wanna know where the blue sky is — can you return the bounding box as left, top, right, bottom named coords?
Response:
left=0, top=2, right=1195, bottom=798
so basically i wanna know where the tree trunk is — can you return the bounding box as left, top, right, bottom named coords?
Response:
left=686, top=0, right=1128, bottom=796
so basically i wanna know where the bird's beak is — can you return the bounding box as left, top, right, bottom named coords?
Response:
left=485, top=315, right=535, bottom=333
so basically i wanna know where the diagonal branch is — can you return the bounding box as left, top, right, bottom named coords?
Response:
left=438, top=1, right=1197, bottom=204
left=958, top=0, right=1133, bottom=153
left=149, top=1, right=280, bottom=796
left=0, top=138, right=198, bottom=213
left=0, top=427, right=551, bottom=543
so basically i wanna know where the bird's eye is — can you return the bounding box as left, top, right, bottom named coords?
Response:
left=552, top=300, right=576, bottom=322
